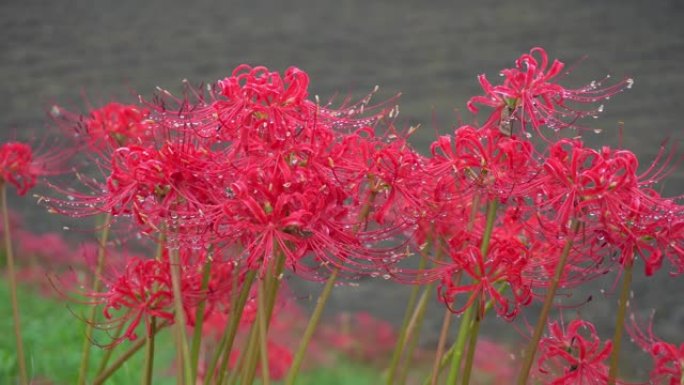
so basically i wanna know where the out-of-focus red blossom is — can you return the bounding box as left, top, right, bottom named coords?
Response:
left=84, top=103, right=154, bottom=147
left=537, top=319, right=618, bottom=385
left=51, top=102, right=154, bottom=149
left=467, top=47, right=632, bottom=136
left=629, top=314, right=684, bottom=385
left=471, top=339, right=516, bottom=384
left=317, top=312, right=396, bottom=363
left=14, top=230, right=71, bottom=262
left=0, top=141, right=58, bottom=195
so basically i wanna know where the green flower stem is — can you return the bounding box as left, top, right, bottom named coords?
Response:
left=257, top=275, right=271, bottom=385
left=76, top=212, right=112, bottom=385
left=461, top=303, right=482, bottom=385
left=608, top=257, right=634, bottom=385
left=240, top=253, right=286, bottom=385
left=190, top=257, right=213, bottom=381
left=446, top=306, right=474, bottom=384
left=516, top=219, right=580, bottom=385
left=169, top=249, right=193, bottom=385
left=1, top=183, right=28, bottom=385
left=209, top=268, right=257, bottom=385
left=92, top=320, right=169, bottom=385
left=95, top=321, right=125, bottom=376
left=385, top=253, right=427, bottom=385
left=396, top=283, right=432, bottom=384
left=142, top=317, right=157, bottom=385
left=446, top=199, right=498, bottom=385
left=430, top=306, right=454, bottom=385
left=284, top=267, right=339, bottom=385
left=423, top=292, right=501, bottom=385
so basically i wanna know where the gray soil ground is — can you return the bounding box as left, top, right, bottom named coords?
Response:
left=2, top=0, right=683, bottom=380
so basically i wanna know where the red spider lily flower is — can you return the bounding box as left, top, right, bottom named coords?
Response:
left=212, top=65, right=386, bottom=146
left=429, top=125, right=537, bottom=201
left=629, top=314, right=684, bottom=385
left=0, top=141, right=64, bottom=195
left=438, top=238, right=531, bottom=321
left=534, top=139, right=684, bottom=275
left=536, top=139, right=642, bottom=231
left=329, top=127, right=429, bottom=226
left=52, top=102, right=155, bottom=148
left=537, top=319, right=617, bottom=385
left=92, top=250, right=233, bottom=345
left=47, top=139, right=221, bottom=242
left=467, top=47, right=632, bottom=136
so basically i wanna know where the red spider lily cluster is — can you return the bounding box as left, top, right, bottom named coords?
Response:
left=2, top=47, right=683, bottom=385
left=536, top=319, right=616, bottom=385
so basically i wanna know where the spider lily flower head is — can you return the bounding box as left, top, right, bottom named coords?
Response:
left=628, top=313, right=684, bottom=385
left=534, top=138, right=684, bottom=275
left=437, top=233, right=532, bottom=321
left=537, top=319, right=616, bottom=385
left=51, top=102, right=156, bottom=151
left=91, top=249, right=236, bottom=345
left=212, top=65, right=388, bottom=146
left=467, top=47, right=632, bottom=137
left=429, top=125, right=537, bottom=202
left=0, top=140, right=66, bottom=195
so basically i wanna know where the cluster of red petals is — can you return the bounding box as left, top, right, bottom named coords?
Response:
left=438, top=241, right=530, bottom=321
left=0, top=142, right=38, bottom=195
left=93, top=249, right=238, bottom=344
left=47, top=64, right=417, bottom=281
left=467, top=47, right=632, bottom=136
left=629, top=315, right=684, bottom=385
left=536, top=319, right=616, bottom=385
left=83, top=102, right=154, bottom=148
left=429, top=125, right=536, bottom=201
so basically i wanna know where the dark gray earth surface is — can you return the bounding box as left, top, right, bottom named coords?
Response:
left=2, top=0, right=683, bottom=379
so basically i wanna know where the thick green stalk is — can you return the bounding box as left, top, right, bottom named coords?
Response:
left=142, top=317, right=157, bottom=385
left=77, top=213, right=112, bottom=385
left=95, top=322, right=126, bottom=376
left=257, top=275, right=271, bottom=385
left=385, top=254, right=428, bottom=385
left=446, top=200, right=498, bottom=384
left=516, top=220, right=580, bottom=385
left=208, top=269, right=257, bottom=385
left=607, top=258, right=634, bottom=384
left=461, top=304, right=482, bottom=385
left=422, top=291, right=501, bottom=385
left=446, top=306, right=474, bottom=384
left=398, top=281, right=435, bottom=385
left=284, top=268, right=339, bottom=385
left=430, top=307, right=453, bottom=385
left=169, top=249, right=193, bottom=385
left=92, top=320, right=169, bottom=385
left=240, top=253, right=286, bottom=385
left=1, top=184, right=28, bottom=385
left=190, top=257, right=213, bottom=381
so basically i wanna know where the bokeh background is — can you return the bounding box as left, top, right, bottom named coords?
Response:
left=2, top=0, right=683, bottom=378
